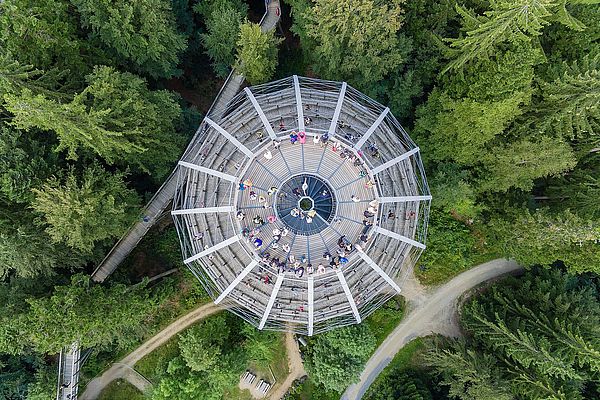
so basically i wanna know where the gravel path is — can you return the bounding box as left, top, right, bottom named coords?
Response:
left=341, top=258, right=522, bottom=400
left=79, top=302, right=222, bottom=399
left=268, top=332, right=306, bottom=400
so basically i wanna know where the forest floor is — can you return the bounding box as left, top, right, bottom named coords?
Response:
left=341, top=258, right=522, bottom=400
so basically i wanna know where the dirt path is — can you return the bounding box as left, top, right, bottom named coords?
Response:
left=268, top=332, right=306, bottom=400
left=80, top=302, right=222, bottom=399
left=341, top=259, right=522, bottom=400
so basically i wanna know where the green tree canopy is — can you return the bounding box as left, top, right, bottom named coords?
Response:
left=31, top=164, right=140, bottom=253
left=444, top=0, right=599, bottom=72
left=197, top=0, right=247, bottom=78
left=0, top=124, right=56, bottom=204
left=303, top=0, right=406, bottom=90
left=477, top=136, right=577, bottom=193
left=235, top=22, right=281, bottom=85
left=178, top=315, right=229, bottom=372
left=4, top=66, right=184, bottom=176
left=0, top=206, right=86, bottom=279
left=0, top=0, right=87, bottom=75
left=70, top=0, right=187, bottom=78
left=305, top=323, right=376, bottom=392
left=489, top=208, right=600, bottom=274
left=532, top=53, right=600, bottom=152
left=427, top=269, right=600, bottom=400
left=0, top=274, right=156, bottom=354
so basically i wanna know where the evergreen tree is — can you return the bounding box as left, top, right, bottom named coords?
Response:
left=31, top=164, right=140, bottom=253
left=235, top=22, right=281, bottom=85
left=425, top=339, right=512, bottom=400
left=488, top=208, right=600, bottom=274
left=78, top=66, right=185, bottom=178
left=478, top=136, right=577, bottom=192
left=0, top=206, right=86, bottom=279
left=0, top=0, right=87, bottom=75
left=0, top=274, right=156, bottom=354
left=444, top=0, right=597, bottom=72
left=0, top=53, right=69, bottom=98
left=415, top=42, right=541, bottom=165
left=197, top=0, right=247, bottom=78
left=534, top=53, right=600, bottom=152
left=0, top=124, right=56, bottom=204
left=5, top=66, right=184, bottom=176
left=302, top=0, right=406, bottom=90
left=427, top=269, right=600, bottom=400
left=70, top=0, right=187, bottom=78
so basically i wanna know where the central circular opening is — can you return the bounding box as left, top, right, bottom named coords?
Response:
left=299, top=197, right=313, bottom=211
left=275, top=174, right=337, bottom=235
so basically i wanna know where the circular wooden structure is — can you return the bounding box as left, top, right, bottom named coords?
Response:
left=172, top=76, right=431, bottom=335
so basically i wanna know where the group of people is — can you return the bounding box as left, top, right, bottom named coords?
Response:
left=231, top=123, right=385, bottom=278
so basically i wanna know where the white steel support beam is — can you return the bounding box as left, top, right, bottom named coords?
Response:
left=293, top=75, right=305, bottom=132
left=184, top=235, right=241, bottom=264
left=371, top=147, right=420, bottom=175
left=328, top=82, right=347, bottom=136
left=178, top=161, right=238, bottom=182
left=259, top=273, right=285, bottom=329
left=307, top=276, right=314, bottom=336
left=245, top=88, right=278, bottom=140
left=378, top=195, right=432, bottom=203
left=205, top=117, right=254, bottom=158
left=373, top=226, right=426, bottom=250
left=354, top=107, right=389, bottom=150
left=215, top=260, right=259, bottom=304
left=356, top=246, right=402, bottom=294
left=336, top=269, right=361, bottom=323
left=171, top=206, right=235, bottom=216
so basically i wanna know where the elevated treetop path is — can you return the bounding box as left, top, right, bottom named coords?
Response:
left=172, top=77, right=431, bottom=335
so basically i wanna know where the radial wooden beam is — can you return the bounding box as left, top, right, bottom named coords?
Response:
left=356, top=245, right=401, bottom=294
left=171, top=206, right=235, bottom=215
left=178, top=161, right=238, bottom=182
left=328, top=82, right=347, bottom=136
left=259, top=273, right=285, bottom=330
left=293, top=75, right=305, bottom=132
left=245, top=87, right=278, bottom=140
left=183, top=235, right=241, bottom=264
left=307, top=276, right=314, bottom=336
left=373, top=226, right=426, bottom=250
left=205, top=117, right=254, bottom=158
left=215, top=260, right=259, bottom=304
left=371, top=147, right=420, bottom=175
left=336, top=269, right=361, bottom=323
left=377, top=195, right=432, bottom=203
left=354, top=107, right=389, bottom=150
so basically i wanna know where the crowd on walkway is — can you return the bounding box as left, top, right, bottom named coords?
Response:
left=231, top=130, right=388, bottom=278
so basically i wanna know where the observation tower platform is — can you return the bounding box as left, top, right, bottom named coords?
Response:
left=172, top=76, right=431, bottom=335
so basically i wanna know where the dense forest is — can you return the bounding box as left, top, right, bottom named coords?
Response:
left=1, top=0, right=599, bottom=398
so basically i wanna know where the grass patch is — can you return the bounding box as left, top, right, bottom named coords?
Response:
left=361, top=337, right=427, bottom=400
left=97, top=379, right=145, bottom=400
left=288, top=377, right=339, bottom=400
left=415, top=214, right=500, bottom=285
left=224, top=385, right=255, bottom=400
left=249, top=332, right=289, bottom=382
left=135, top=335, right=181, bottom=383
left=365, top=296, right=405, bottom=346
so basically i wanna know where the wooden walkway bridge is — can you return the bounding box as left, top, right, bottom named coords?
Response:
left=91, top=1, right=281, bottom=283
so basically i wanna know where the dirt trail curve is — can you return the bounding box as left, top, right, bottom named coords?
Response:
left=341, top=259, right=522, bottom=400
left=268, top=332, right=306, bottom=400
left=90, top=0, right=282, bottom=283
left=79, top=303, right=222, bottom=399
